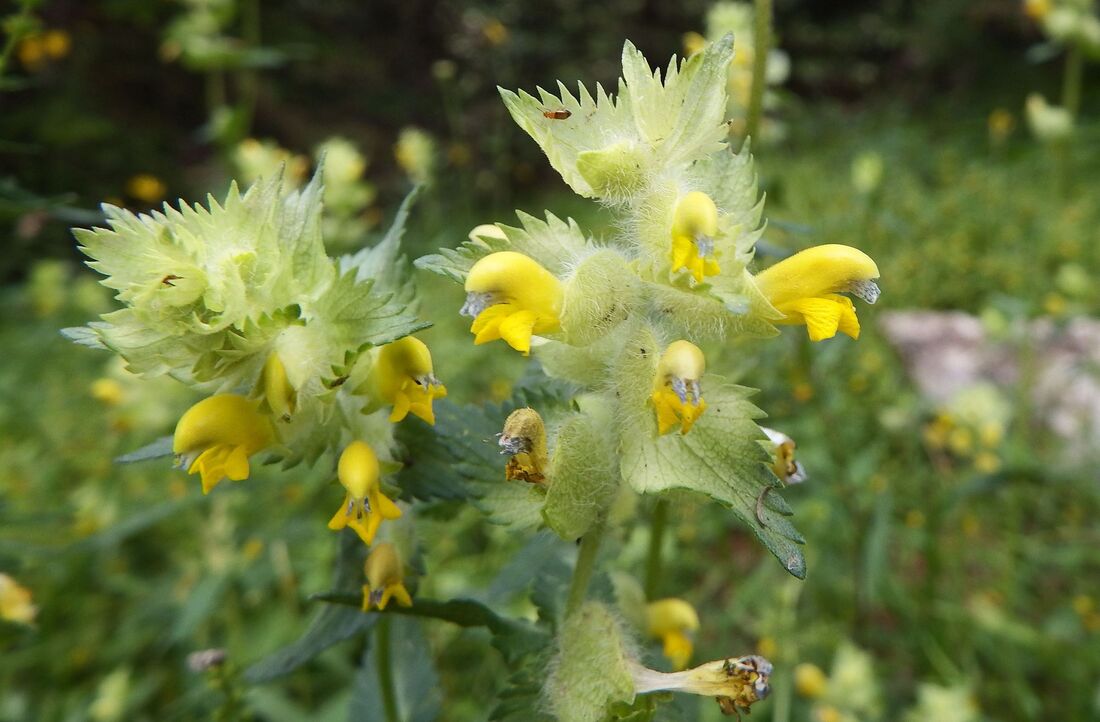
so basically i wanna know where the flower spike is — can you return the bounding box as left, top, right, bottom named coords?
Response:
left=462, top=251, right=563, bottom=355
left=651, top=341, right=708, bottom=435
left=173, top=394, right=275, bottom=494
left=327, top=441, right=402, bottom=546
left=361, top=543, right=413, bottom=611
left=670, top=191, right=721, bottom=283
left=753, top=244, right=880, bottom=342
left=369, top=336, right=447, bottom=425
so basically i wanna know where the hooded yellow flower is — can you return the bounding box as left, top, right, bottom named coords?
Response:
left=0, top=573, right=37, bottom=625
left=647, top=598, right=700, bottom=670
left=670, top=191, right=721, bottom=283
left=498, top=407, right=549, bottom=484
left=461, top=251, right=563, bottom=355
left=173, top=394, right=275, bottom=494
left=753, top=244, right=880, bottom=342
left=368, top=336, right=447, bottom=425
left=650, top=341, right=708, bottom=435
left=327, top=441, right=402, bottom=546
left=362, top=542, right=413, bottom=611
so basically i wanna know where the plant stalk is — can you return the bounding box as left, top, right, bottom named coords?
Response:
left=376, top=616, right=401, bottom=722
left=565, top=519, right=607, bottom=618
left=1062, top=44, right=1083, bottom=119
left=644, top=499, right=669, bottom=598
left=743, top=0, right=773, bottom=149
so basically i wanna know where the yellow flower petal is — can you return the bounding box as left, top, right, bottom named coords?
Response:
left=498, top=309, right=539, bottom=354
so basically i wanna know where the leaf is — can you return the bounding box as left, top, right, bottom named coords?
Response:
left=348, top=617, right=442, bottom=722
left=615, top=328, right=806, bottom=579
left=60, top=325, right=107, bottom=349
left=114, top=435, right=174, bottom=464
left=338, top=187, right=420, bottom=309
left=245, top=530, right=373, bottom=682
left=315, top=595, right=548, bottom=666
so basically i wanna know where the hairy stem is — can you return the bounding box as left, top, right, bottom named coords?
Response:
left=1062, top=44, right=1083, bottom=119
left=566, top=519, right=607, bottom=618
left=744, top=0, right=773, bottom=148
left=644, top=499, right=669, bottom=599
left=376, top=616, right=401, bottom=722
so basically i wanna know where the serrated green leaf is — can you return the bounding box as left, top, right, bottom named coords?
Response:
left=339, top=187, right=420, bottom=310
left=614, top=328, right=806, bottom=578
left=245, top=530, right=372, bottom=683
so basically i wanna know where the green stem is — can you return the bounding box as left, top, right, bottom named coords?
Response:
left=376, top=616, right=401, bottom=722
left=565, top=519, right=607, bottom=618
left=237, top=0, right=261, bottom=139
left=644, top=499, right=669, bottom=599
left=743, top=0, right=772, bottom=149
left=0, top=0, right=37, bottom=83
left=1062, top=44, right=1083, bottom=119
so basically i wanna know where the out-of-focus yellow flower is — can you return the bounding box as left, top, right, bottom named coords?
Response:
left=905, top=510, right=926, bottom=529
left=499, top=407, right=549, bottom=484
left=670, top=191, right=721, bottom=283
left=90, top=377, right=125, bottom=407
left=368, top=336, right=447, bottom=425
left=651, top=341, right=707, bottom=435
left=42, top=29, right=71, bottom=59
left=0, top=573, right=37, bottom=625
left=328, top=441, right=401, bottom=546
left=647, top=598, right=700, bottom=670
left=394, top=127, right=436, bottom=185
left=754, top=244, right=881, bottom=342
left=683, top=31, right=707, bottom=57
left=988, top=108, right=1015, bottom=145
left=1043, top=292, right=1067, bottom=316
left=1073, top=594, right=1094, bottom=617
left=17, top=35, right=45, bottom=69
left=126, top=174, right=167, bottom=204
left=462, top=251, right=563, bottom=355
left=762, top=427, right=807, bottom=484
left=851, top=152, right=884, bottom=195
left=362, top=542, right=413, bottom=611
left=262, top=353, right=296, bottom=420
left=973, top=451, right=1001, bottom=474
left=794, top=662, right=828, bottom=699
left=482, top=18, right=509, bottom=45
left=756, top=636, right=778, bottom=659
left=173, top=394, right=275, bottom=493
left=1025, top=0, right=1051, bottom=21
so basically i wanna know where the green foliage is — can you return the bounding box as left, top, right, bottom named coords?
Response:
left=545, top=601, right=636, bottom=722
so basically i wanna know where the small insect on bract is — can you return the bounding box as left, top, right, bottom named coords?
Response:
left=543, top=109, right=571, bottom=120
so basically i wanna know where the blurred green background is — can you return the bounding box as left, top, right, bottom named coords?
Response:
left=2, top=0, right=1099, bottom=720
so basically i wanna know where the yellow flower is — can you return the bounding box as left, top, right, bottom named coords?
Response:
left=262, top=353, right=296, bottom=420
left=42, top=29, right=71, bottom=59
left=683, top=31, right=707, bottom=57
left=794, top=662, right=828, bottom=699
left=327, top=441, right=402, bottom=546
left=0, top=573, right=37, bottom=625
left=753, top=244, right=881, bottom=342
left=126, top=174, right=167, bottom=204
left=988, top=108, right=1015, bottom=145
left=90, top=377, right=125, bottom=407
left=650, top=341, right=708, bottom=435
left=647, top=598, right=700, bottom=671
left=499, top=407, right=549, bottom=484
left=362, top=543, right=413, bottom=611
left=762, top=427, right=807, bottom=484
left=670, top=191, right=721, bottom=283
left=1025, top=0, right=1051, bottom=21
left=369, top=336, right=447, bottom=425
left=462, top=251, right=563, bottom=355
left=17, top=35, right=45, bottom=69
left=173, top=394, right=275, bottom=494
left=631, top=654, right=772, bottom=717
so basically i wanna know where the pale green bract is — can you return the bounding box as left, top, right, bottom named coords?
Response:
left=67, top=169, right=429, bottom=467
left=500, top=37, right=734, bottom=203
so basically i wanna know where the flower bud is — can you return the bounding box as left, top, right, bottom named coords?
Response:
left=651, top=341, right=708, bottom=435
left=362, top=542, right=413, bottom=611
left=328, top=441, right=402, bottom=546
